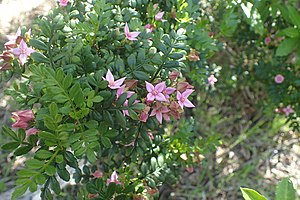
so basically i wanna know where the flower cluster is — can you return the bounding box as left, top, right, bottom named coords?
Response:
left=11, top=110, right=38, bottom=136
left=103, top=70, right=195, bottom=124
left=0, top=27, right=34, bottom=69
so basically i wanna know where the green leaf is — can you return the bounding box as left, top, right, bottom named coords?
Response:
left=287, top=6, right=300, bottom=28
left=35, top=149, right=53, bottom=159
left=86, top=148, right=97, bottom=163
left=280, top=27, right=299, bottom=38
left=45, top=165, right=56, bottom=176
left=240, top=188, right=267, bottom=200
left=276, top=38, right=298, bottom=57
left=275, top=178, right=296, bottom=200
left=130, top=103, right=145, bottom=111
left=49, top=102, right=58, bottom=117
left=50, top=176, right=61, bottom=195
left=133, top=71, right=149, bottom=81
left=2, top=142, right=20, bottom=150
left=127, top=54, right=136, bottom=68
left=29, top=39, right=48, bottom=51
left=169, top=52, right=184, bottom=59
left=26, top=159, right=44, bottom=169
left=57, top=167, right=70, bottom=181
left=152, top=54, right=163, bottom=65
left=14, top=145, right=33, bottom=156
left=116, top=93, right=128, bottom=107
left=101, top=136, right=112, bottom=148
left=93, top=95, right=103, bottom=103
left=116, top=110, right=126, bottom=128
left=62, top=74, right=73, bottom=90
left=128, top=108, right=139, bottom=120
left=12, top=184, right=29, bottom=200
left=31, top=52, right=50, bottom=64
left=35, top=174, right=46, bottom=185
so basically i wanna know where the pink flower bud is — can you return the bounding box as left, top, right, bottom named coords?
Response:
left=177, top=82, right=194, bottom=93
left=91, top=170, right=103, bottom=178
left=26, top=127, right=39, bottom=136
left=274, top=74, right=284, bottom=84
left=169, top=71, right=180, bottom=81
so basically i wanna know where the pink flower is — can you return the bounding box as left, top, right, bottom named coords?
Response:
left=122, top=100, right=129, bottom=116
left=153, top=3, right=158, bottom=10
left=283, top=105, right=294, bottom=116
left=59, top=0, right=68, bottom=7
left=145, top=24, right=154, bottom=33
left=150, top=103, right=170, bottom=124
left=139, top=105, right=150, bottom=122
left=124, top=23, right=140, bottom=41
left=148, top=132, right=154, bottom=140
left=264, top=37, right=271, bottom=45
left=169, top=101, right=182, bottom=120
left=177, top=89, right=195, bottom=109
left=12, top=120, right=29, bottom=129
left=162, top=87, right=176, bottom=100
left=274, top=74, right=284, bottom=84
left=116, top=85, right=135, bottom=99
left=12, top=110, right=34, bottom=122
left=103, top=69, right=126, bottom=89
left=155, top=11, right=165, bottom=21
left=5, top=27, right=21, bottom=49
left=145, top=81, right=167, bottom=102
left=177, top=82, right=194, bottom=93
left=208, top=74, right=217, bottom=86
left=10, top=39, right=34, bottom=65
left=26, top=127, right=39, bottom=136
left=169, top=71, right=180, bottom=81
left=106, top=171, right=122, bottom=185
left=91, top=170, right=103, bottom=178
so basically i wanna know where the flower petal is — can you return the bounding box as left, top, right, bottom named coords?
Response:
left=114, top=77, right=126, bottom=87
left=183, top=99, right=195, bottom=108
left=155, top=93, right=167, bottom=102
left=155, top=82, right=166, bottom=92
left=129, top=31, right=140, bottom=38
left=10, top=48, right=21, bottom=56
left=105, top=69, right=114, bottom=82
left=147, top=93, right=155, bottom=101
left=19, top=53, right=27, bottom=65
left=182, top=89, right=194, bottom=98
left=145, top=81, right=154, bottom=92
left=155, top=112, right=163, bottom=124
left=124, top=23, right=130, bottom=34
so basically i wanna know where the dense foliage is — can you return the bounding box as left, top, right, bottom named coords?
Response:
left=0, top=0, right=299, bottom=199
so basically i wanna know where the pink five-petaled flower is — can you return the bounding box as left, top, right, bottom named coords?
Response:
left=283, top=105, right=294, bottom=116
left=124, top=23, right=140, bottom=41
left=155, top=11, right=165, bottom=21
left=150, top=103, right=170, bottom=124
left=177, top=89, right=195, bottom=109
left=59, top=0, right=69, bottom=7
left=145, top=81, right=167, bottom=102
left=274, top=74, right=284, bottom=84
left=104, top=69, right=126, bottom=89
left=10, top=39, right=34, bottom=65
left=12, top=109, right=34, bottom=130
left=162, top=86, right=176, bottom=100
left=208, top=74, right=218, bottom=86
left=91, top=170, right=103, bottom=178
left=5, top=27, right=21, bottom=49
left=26, top=127, right=39, bottom=136
left=106, top=171, right=122, bottom=185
